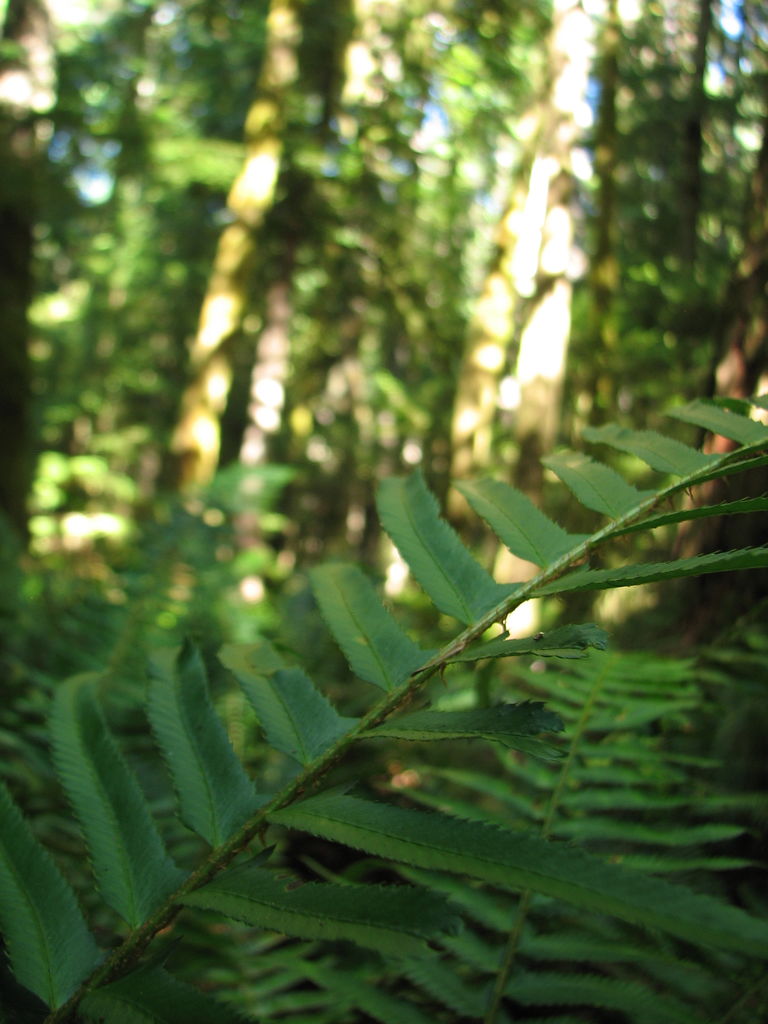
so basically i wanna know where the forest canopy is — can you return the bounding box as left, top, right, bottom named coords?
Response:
left=2, top=0, right=765, bottom=566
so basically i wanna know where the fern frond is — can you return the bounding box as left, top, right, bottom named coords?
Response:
left=542, top=451, right=655, bottom=516
left=310, top=563, right=432, bottom=690
left=398, top=953, right=487, bottom=1018
left=220, top=643, right=356, bottom=765
left=0, top=781, right=100, bottom=1008
left=604, top=497, right=768, bottom=537
left=182, top=863, right=460, bottom=956
left=616, top=854, right=757, bottom=873
left=49, top=674, right=185, bottom=927
left=297, top=959, right=436, bottom=1024
left=507, top=970, right=706, bottom=1024
left=148, top=641, right=261, bottom=846
left=535, top=547, right=768, bottom=595
left=668, top=398, right=768, bottom=445
left=364, top=702, right=564, bottom=759
left=582, top=424, right=718, bottom=475
left=395, top=865, right=517, bottom=931
left=79, top=964, right=245, bottom=1023
left=377, top=471, right=513, bottom=622
left=552, top=818, right=744, bottom=846
left=269, top=792, right=768, bottom=956
left=455, top=480, right=589, bottom=566
left=450, top=624, right=608, bottom=662
left=4, top=400, right=768, bottom=1022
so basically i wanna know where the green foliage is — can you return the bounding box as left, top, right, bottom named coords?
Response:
left=2, top=401, right=768, bottom=1022
left=0, top=781, right=100, bottom=1009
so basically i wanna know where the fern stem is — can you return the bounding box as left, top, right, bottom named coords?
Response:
left=718, top=972, right=768, bottom=1024
left=484, top=889, right=532, bottom=1023
left=483, top=655, right=610, bottom=1024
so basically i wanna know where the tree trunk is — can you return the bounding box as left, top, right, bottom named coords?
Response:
left=449, top=0, right=593, bottom=511
left=586, top=0, right=620, bottom=422
left=712, top=103, right=768, bottom=409
left=677, top=103, right=768, bottom=638
left=450, top=206, right=519, bottom=485
left=511, top=0, right=593, bottom=502
left=0, top=0, right=54, bottom=540
left=171, top=0, right=301, bottom=488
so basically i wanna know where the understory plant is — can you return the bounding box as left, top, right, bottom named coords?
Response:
left=2, top=397, right=768, bottom=1023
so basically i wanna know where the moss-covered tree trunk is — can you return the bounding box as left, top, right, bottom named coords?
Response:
left=171, top=0, right=301, bottom=488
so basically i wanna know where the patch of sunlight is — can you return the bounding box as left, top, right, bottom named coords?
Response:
left=205, top=363, right=231, bottom=404
left=595, top=582, right=658, bottom=626
left=343, top=41, right=377, bottom=103
left=517, top=280, right=571, bottom=383
left=499, top=375, right=521, bottom=411
left=384, top=544, right=410, bottom=597
left=199, top=294, right=238, bottom=351
left=503, top=600, right=541, bottom=638
left=29, top=511, right=131, bottom=553
left=229, top=144, right=281, bottom=213
left=254, top=378, right=284, bottom=407
left=240, top=576, right=265, bottom=604
left=455, top=407, right=481, bottom=437
left=254, top=406, right=280, bottom=431
left=402, top=440, right=422, bottom=465
left=31, top=280, right=90, bottom=326
left=540, top=205, right=572, bottom=275
left=191, top=414, right=219, bottom=452
left=473, top=341, right=505, bottom=372
left=511, top=156, right=557, bottom=296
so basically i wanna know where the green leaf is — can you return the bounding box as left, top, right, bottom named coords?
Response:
left=268, top=792, right=768, bottom=956
left=220, top=644, right=356, bottom=766
left=455, top=479, right=588, bottom=566
left=80, top=965, right=245, bottom=1023
left=310, top=563, right=431, bottom=691
left=218, top=636, right=286, bottom=676
left=542, top=451, right=655, bottom=517
left=0, top=780, right=100, bottom=1008
left=148, top=642, right=261, bottom=846
left=667, top=399, right=768, bottom=446
left=297, top=960, right=436, bottom=1024
left=553, top=818, right=744, bottom=846
left=535, top=548, right=768, bottom=595
left=49, top=674, right=185, bottom=927
left=672, top=452, right=768, bottom=489
left=617, top=855, right=757, bottom=873
left=182, top=863, right=459, bottom=957
left=376, top=472, right=512, bottom=623
left=451, top=624, right=609, bottom=662
left=364, top=701, right=564, bottom=759
left=582, top=423, right=718, bottom=475
left=507, top=970, right=704, bottom=1024
left=399, top=955, right=487, bottom=1018
left=604, top=497, right=768, bottom=537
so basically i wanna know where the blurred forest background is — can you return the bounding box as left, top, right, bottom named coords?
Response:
left=3, top=0, right=768, bottom=1018
left=2, top=0, right=767, bottom=663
